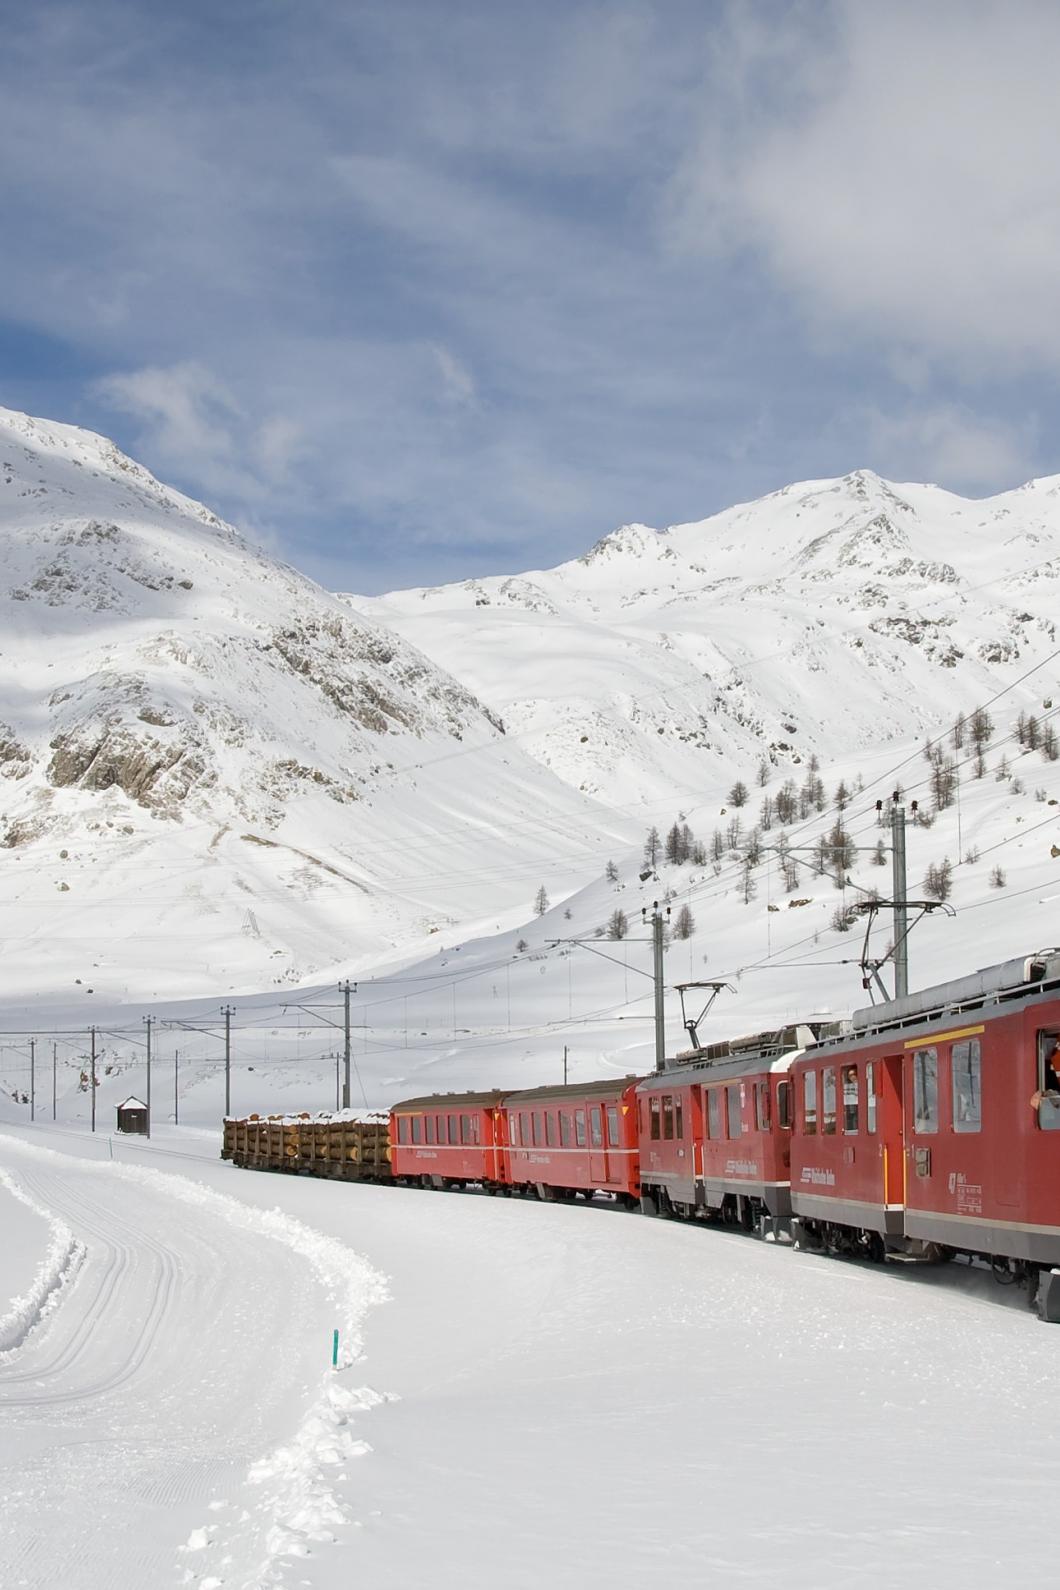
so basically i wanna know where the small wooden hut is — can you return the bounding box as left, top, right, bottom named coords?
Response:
left=116, top=1096, right=149, bottom=1135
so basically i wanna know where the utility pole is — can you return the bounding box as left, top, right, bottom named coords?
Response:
left=563, top=1044, right=568, bottom=1085
left=52, top=1042, right=57, bottom=1122
left=642, top=901, right=669, bottom=1072
left=339, top=981, right=354, bottom=1110
left=29, top=1038, right=35, bottom=1123
left=143, top=1014, right=153, bottom=1139
left=890, top=795, right=910, bottom=999
left=174, top=1049, right=179, bottom=1125
left=334, top=1050, right=340, bottom=1112
left=90, top=1026, right=97, bottom=1133
left=221, top=1006, right=234, bottom=1117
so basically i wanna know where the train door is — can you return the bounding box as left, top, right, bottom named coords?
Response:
left=604, top=1102, right=622, bottom=1184
left=491, top=1107, right=510, bottom=1186
left=879, top=1053, right=906, bottom=1209
left=588, top=1103, right=607, bottom=1184
left=903, top=1041, right=941, bottom=1210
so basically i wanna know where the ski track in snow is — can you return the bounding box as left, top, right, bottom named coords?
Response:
left=0, top=1168, right=84, bottom=1355
left=0, top=1136, right=388, bottom=1590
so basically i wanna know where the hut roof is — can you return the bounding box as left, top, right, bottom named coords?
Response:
left=117, top=1096, right=147, bottom=1110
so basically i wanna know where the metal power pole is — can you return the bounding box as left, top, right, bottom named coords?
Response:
left=174, top=1050, right=179, bottom=1125
left=649, top=902, right=668, bottom=1072
left=143, top=1014, right=153, bottom=1139
left=90, top=1026, right=97, bottom=1133
left=29, top=1038, right=35, bottom=1123
left=52, top=1042, right=57, bottom=1121
left=563, top=1044, right=568, bottom=1085
left=221, top=1006, right=234, bottom=1117
left=339, top=981, right=354, bottom=1110
left=890, top=797, right=909, bottom=999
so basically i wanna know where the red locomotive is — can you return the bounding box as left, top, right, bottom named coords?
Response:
left=788, top=950, right=1060, bottom=1303
left=635, top=1026, right=826, bottom=1230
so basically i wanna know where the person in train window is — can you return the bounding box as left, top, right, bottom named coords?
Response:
left=1032, top=1035, right=1060, bottom=1125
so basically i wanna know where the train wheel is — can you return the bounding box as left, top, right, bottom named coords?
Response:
left=640, top=1191, right=658, bottom=1217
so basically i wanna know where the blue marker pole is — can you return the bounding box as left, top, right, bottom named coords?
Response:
left=332, top=1328, right=340, bottom=1369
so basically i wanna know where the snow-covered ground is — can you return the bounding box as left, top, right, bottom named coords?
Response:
left=1, top=1120, right=1056, bottom=1589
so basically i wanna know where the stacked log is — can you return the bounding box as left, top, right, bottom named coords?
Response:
left=221, top=1111, right=392, bottom=1182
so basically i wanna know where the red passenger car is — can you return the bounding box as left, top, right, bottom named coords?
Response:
left=637, top=1025, right=832, bottom=1229
left=505, top=1078, right=641, bottom=1204
left=789, top=951, right=1060, bottom=1306
left=390, top=1090, right=508, bottom=1191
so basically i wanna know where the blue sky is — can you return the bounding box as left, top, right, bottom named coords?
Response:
left=2, top=0, right=1058, bottom=592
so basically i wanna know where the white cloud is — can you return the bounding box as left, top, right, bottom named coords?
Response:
left=670, top=1, right=1060, bottom=373
left=859, top=403, right=1038, bottom=489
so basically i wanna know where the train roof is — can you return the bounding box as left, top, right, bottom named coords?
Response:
left=391, top=1089, right=508, bottom=1113
left=664, top=1020, right=845, bottom=1070
left=840, top=948, right=1060, bottom=1041
left=503, top=1077, right=641, bottom=1106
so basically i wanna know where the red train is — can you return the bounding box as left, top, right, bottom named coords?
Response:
left=386, top=948, right=1060, bottom=1321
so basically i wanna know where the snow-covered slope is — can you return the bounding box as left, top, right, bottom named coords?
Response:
left=0, top=407, right=626, bottom=1000
left=351, top=469, right=1060, bottom=806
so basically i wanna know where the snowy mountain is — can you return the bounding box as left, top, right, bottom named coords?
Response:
left=0, top=406, right=624, bottom=1001
left=351, top=469, right=1060, bottom=807
left=3, top=401, right=1060, bottom=1101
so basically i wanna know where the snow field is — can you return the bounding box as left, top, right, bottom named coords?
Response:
left=0, top=1133, right=388, bottom=1590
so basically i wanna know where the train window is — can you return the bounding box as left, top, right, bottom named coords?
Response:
left=545, top=1112, right=557, bottom=1147
left=460, top=1113, right=472, bottom=1144
left=469, top=1115, right=481, bottom=1146
left=662, top=1096, right=674, bottom=1140
left=866, top=1064, right=877, bottom=1134
left=842, top=1066, right=859, bottom=1134
left=803, top=1072, right=817, bottom=1135
left=560, top=1111, right=572, bottom=1147
left=590, top=1106, right=603, bottom=1149
left=531, top=1112, right=542, bottom=1147
left=412, top=1116, right=423, bottom=1144
left=398, top=1116, right=410, bottom=1144
left=707, top=1088, right=722, bottom=1139
left=437, top=1115, right=448, bottom=1145
left=575, top=1110, right=587, bottom=1147
left=1036, top=1032, right=1060, bottom=1131
left=822, top=1068, right=837, bottom=1134
left=448, top=1114, right=458, bottom=1145
left=520, top=1111, right=531, bottom=1147
left=777, top=1080, right=792, bottom=1130
left=756, top=1081, right=771, bottom=1133
left=952, top=1040, right=982, bottom=1133
left=650, top=1096, right=661, bottom=1140
left=675, top=1098, right=684, bottom=1138
left=426, top=1116, right=436, bottom=1145
left=913, top=1048, right=939, bottom=1134
left=726, top=1085, right=742, bottom=1139
left=606, top=1105, right=620, bottom=1147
